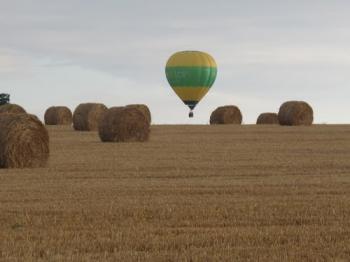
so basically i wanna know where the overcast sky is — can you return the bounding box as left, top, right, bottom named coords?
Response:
left=1, top=0, right=350, bottom=124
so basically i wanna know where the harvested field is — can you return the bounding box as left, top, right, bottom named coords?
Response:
left=1, top=124, right=350, bottom=261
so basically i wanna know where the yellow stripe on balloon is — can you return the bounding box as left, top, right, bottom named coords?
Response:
left=172, top=87, right=210, bottom=101
left=166, top=51, right=217, bottom=67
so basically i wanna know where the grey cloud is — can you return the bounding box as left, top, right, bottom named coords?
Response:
left=1, top=0, right=350, bottom=123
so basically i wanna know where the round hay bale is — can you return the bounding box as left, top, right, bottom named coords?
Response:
left=256, top=113, right=279, bottom=125
left=0, top=104, right=26, bottom=115
left=278, top=101, right=313, bottom=126
left=44, top=106, right=72, bottom=125
left=126, top=104, right=151, bottom=124
left=73, top=103, right=108, bottom=131
left=98, top=107, right=150, bottom=142
left=0, top=113, right=49, bottom=168
left=210, top=105, right=242, bottom=125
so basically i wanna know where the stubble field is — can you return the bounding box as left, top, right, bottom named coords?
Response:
left=1, top=124, right=350, bottom=261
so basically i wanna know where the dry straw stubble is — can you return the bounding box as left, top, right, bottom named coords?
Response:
left=278, top=101, right=313, bottom=126
left=0, top=113, right=49, bottom=168
left=44, top=106, right=72, bottom=125
left=1, top=125, right=350, bottom=260
left=257, top=113, right=279, bottom=125
left=210, top=105, right=242, bottom=125
left=73, top=103, right=108, bottom=131
left=0, top=104, right=26, bottom=115
left=98, top=107, right=150, bottom=142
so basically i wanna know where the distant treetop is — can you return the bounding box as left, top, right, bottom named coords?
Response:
left=0, top=93, right=10, bottom=105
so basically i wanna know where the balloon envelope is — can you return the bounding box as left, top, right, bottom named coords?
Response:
left=165, top=51, right=217, bottom=112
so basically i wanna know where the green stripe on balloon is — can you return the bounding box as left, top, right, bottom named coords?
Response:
left=165, top=67, right=217, bottom=87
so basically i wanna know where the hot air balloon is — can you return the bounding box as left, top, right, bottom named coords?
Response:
left=165, top=51, right=217, bottom=118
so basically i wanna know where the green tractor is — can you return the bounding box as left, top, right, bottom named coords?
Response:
left=0, top=93, right=10, bottom=105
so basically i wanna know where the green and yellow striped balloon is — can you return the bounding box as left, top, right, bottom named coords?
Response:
left=165, top=51, right=217, bottom=117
